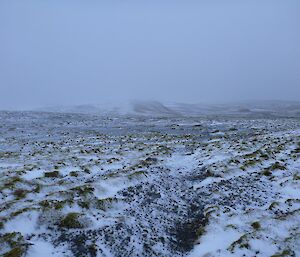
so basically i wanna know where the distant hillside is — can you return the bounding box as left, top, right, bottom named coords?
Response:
left=34, top=100, right=300, bottom=118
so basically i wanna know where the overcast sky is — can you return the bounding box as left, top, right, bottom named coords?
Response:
left=0, top=0, right=299, bottom=110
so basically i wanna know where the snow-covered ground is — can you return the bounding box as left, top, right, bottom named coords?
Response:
left=0, top=111, right=299, bottom=257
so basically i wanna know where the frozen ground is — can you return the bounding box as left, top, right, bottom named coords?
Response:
left=0, top=111, right=299, bottom=257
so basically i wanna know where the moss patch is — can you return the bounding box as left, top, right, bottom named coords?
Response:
left=13, top=189, right=28, bottom=200
left=71, top=185, right=94, bottom=196
left=3, top=247, right=25, bottom=257
left=262, top=169, right=272, bottom=176
left=228, top=234, right=249, bottom=252
left=128, top=171, right=146, bottom=179
left=69, top=171, right=78, bottom=177
left=268, top=202, right=279, bottom=210
left=59, top=212, right=83, bottom=229
left=271, top=249, right=295, bottom=257
left=251, top=221, right=261, bottom=230
left=0, top=232, right=26, bottom=257
left=3, top=177, right=23, bottom=189
left=44, top=171, right=60, bottom=178
left=95, top=197, right=117, bottom=211
left=268, top=162, right=286, bottom=171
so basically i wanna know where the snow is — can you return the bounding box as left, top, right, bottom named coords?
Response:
left=27, top=241, right=59, bottom=257
left=22, top=168, right=45, bottom=180
left=0, top=162, right=20, bottom=169
left=27, top=240, right=70, bottom=257
left=249, top=239, right=277, bottom=256
left=4, top=211, right=39, bottom=235
left=93, top=177, right=136, bottom=199
left=194, top=177, right=223, bottom=188
left=188, top=228, right=241, bottom=257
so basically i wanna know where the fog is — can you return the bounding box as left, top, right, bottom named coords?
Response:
left=0, top=0, right=299, bottom=110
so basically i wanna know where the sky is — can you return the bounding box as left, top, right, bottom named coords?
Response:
left=0, top=0, right=299, bottom=110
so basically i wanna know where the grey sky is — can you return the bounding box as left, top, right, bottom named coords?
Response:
left=0, top=0, right=299, bottom=110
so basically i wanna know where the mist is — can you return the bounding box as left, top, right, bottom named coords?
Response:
left=0, top=0, right=299, bottom=110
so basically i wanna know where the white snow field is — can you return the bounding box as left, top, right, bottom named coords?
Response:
left=0, top=111, right=299, bottom=257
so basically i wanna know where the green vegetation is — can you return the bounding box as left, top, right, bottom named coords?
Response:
left=3, top=176, right=23, bottom=189
left=44, top=171, right=60, bottom=178
left=137, top=157, right=158, bottom=168
left=59, top=212, right=83, bottom=229
left=271, top=249, right=295, bottom=257
left=228, top=234, right=249, bottom=252
left=33, top=184, right=41, bottom=193
left=293, top=174, right=300, bottom=180
left=3, top=247, right=24, bottom=257
left=292, top=145, right=300, bottom=154
left=243, top=158, right=259, bottom=167
left=268, top=162, right=286, bottom=171
left=260, top=153, right=269, bottom=160
left=13, top=189, right=28, bottom=200
left=78, top=200, right=90, bottom=209
left=96, top=197, right=117, bottom=211
left=128, top=171, right=146, bottom=179
left=262, top=169, right=272, bottom=176
left=0, top=232, right=26, bottom=257
left=69, top=171, right=78, bottom=177
left=10, top=207, right=34, bottom=218
left=39, top=199, right=71, bottom=210
left=268, top=202, right=279, bottom=210
left=0, top=232, right=23, bottom=247
left=263, top=162, right=286, bottom=176
left=251, top=221, right=261, bottom=230
left=71, top=185, right=94, bottom=196
left=195, top=226, right=205, bottom=237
